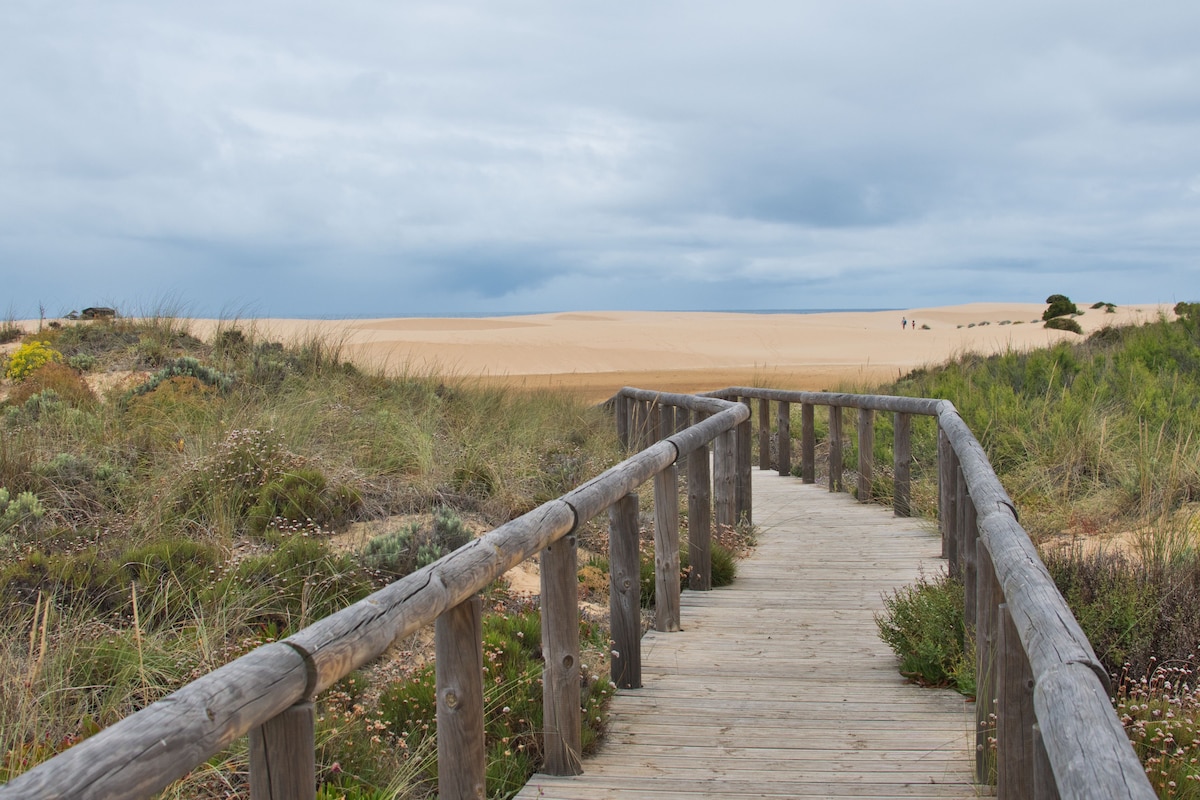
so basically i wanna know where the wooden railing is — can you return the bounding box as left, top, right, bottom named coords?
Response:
left=0, top=386, right=1155, bottom=800
left=708, top=387, right=1154, bottom=800
left=0, top=390, right=749, bottom=800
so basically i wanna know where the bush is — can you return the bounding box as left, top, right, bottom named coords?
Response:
left=363, top=507, right=471, bottom=580
left=8, top=361, right=96, bottom=409
left=876, top=571, right=974, bottom=694
left=128, top=356, right=233, bottom=399
left=1044, top=316, right=1083, bottom=334
left=0, top=487, right=45, bottom=533
left=247, top=467, right=362, bottom=536
left=1043, top=294, right=1081, bottom=321
left=5, top=341, right=63, bottom=381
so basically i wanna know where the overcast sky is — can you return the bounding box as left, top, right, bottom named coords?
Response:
left=2, top=1, right=1198, bottom=318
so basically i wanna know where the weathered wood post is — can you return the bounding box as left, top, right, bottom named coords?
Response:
left=688, top=438, right=713, bottom=590
left=436, top=596, right=487, bottom=797
left=828, top=405, right=844, bottom=492
left=801, top=403, right=816, bottom=483
left=937, top=425, right=955, bottom=560
left=1032, top=725, right=1061, bottom=800
left=650, top=400, right=664, bottom=444
left=776, top=401, right=791, bottom=477
left=249, top=703, right=316, bottom=800
left=714, top=429, right=737, bottom=531
left=758, top=397, right=771, bottom=471
left=976, top=539, right=1002, bottom=785
left=608, top=493, right=641, bottom=689
left=997, top=603, right=1036, bottom=799
left=674, top=406, right=691, bottom=482
left=542, top=532, right=582, bottom=776
left=736, top=398, right=753, bottom=525
left=959, top=477, right=978, bottom=635
left=654, top=465, right=681, bottom=632
left=615, top=393, right=630, bottom=452
left=893, top=412, right=912, bottom=516
left=857, top=408, right=874, bottom=502
left=629, top=400, right=643, bottom=450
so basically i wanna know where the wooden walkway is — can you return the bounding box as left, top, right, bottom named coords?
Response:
left=517, top=468, right=978, bottom=799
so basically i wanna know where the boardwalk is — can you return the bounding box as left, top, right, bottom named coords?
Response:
left=517, top=468, right=978, bottom=799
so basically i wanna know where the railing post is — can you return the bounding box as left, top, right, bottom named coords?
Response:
left=654, top=465, right=681, bottom=632
left=776, top=401, right=791, bottom=477
left=436, top=596, right=487, bottom=797
left=541, top=533, right=582, bottom=775
left=1032, top=725, right=1061, bottom=800
left=714, top=429, right=737, bottom=531
left=675, top=406, right=691, bottom=481
left=937, top=424, right=956, bottom=560
left=608, top=493, right=641, bottom=689
left=893, top=411, right=911, bottom=516
left=615, top=393, right=630, bottom=452
left=800, top=403, right=815, bottom=484
left=736, top=398, right=753, bottom=525
left=976, top=539, right=1001, bottom=785
left=651, top=400, right=664, bottom=443
left=758, top=398, right=771, bottom=471
left=248, top=702, right=316, bottom=800
left=960, top=477, right=978, bottom=636
left=997, top=603, right=1036, bottom=800
left=828, top=405, right=844, bottom=492
left=688, top=441, right=713, bottom=590
left=856, top=408, right=874, bottom=502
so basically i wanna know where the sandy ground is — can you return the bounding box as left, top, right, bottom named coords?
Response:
left=10, top=302, right=1169, bottom=403
left=186, top=302, right=1167, bottom=402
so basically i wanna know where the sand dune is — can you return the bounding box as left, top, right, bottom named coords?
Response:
left=174, top=302, right=1166, bottom=402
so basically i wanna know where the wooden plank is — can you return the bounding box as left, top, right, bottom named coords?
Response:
left=516, top=473, right=975, bottom=800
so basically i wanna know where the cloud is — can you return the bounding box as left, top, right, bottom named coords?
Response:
left=1, top=0, right=1197, bottom=317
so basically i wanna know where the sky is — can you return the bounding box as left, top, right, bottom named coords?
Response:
left=2, top=1, right=1198, bottom=318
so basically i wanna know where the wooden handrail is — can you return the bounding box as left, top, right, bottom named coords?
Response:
left=706, top=386, right=1154, bottom=800
left=0, top=391, right=748, bottom=800
left=0, top=386, right=1154, bottom=800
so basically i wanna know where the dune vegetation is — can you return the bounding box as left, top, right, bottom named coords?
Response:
left=0, top=315, right=633, bottom=799
left=873, top=302, right=1200, bottom=798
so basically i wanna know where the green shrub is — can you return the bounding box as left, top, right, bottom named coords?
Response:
left=128, top=356, right=233, bottom=399
left=1045, top=316, right=1083, bottom=334
left=66, top=353, right=98, bottom=373
left=247, top=467, right=362, bottom=536
left=0, top=487, right=45, bottom=533
left=5, top=341, right=63, bottom=381
left=363, top=507, right=471, bottom=580
left=1043, top=294, right=1081, bottom=321
left=876, top=571, right=974, bottom=695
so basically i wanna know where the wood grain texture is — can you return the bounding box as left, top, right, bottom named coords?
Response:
left=516, top=472, right=976, bottom=800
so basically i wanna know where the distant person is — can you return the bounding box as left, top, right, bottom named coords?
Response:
left=902, top=317, right=907, bottom=330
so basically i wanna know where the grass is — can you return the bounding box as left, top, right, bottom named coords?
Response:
left=872, top=306, right=1200, bottom=797
left=0, top=314, right=626, bottom=798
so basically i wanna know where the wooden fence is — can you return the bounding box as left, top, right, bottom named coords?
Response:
left=0, top=387, right=1155, bottom=800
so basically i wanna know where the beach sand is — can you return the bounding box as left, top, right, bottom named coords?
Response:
left=172, top=302, right=1167, bottom=403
